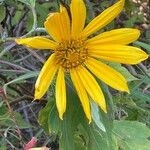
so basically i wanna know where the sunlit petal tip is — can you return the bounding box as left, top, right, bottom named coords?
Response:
left=103, top=108, right=107, bottom=113
left=120, top=0, right=125, bottom=6
left=86, top=113, right=92, bottom=124
left=34, top=90, right=42, bottom=100
left=100, top=102, right=107, bottom=113
left=136, top=52, right=149, bottom=64
left=143, top=53, right=149, bottom=60
left=122, top=83, right=130, bottom=93
left=60, top=4, right=66, bottom=12
left=59, top=114, right=64, bottom=120
left=135, top=29, right=141, bottom=37
left=88, top=118, right=92, bottom=124
left=117, top=0, right=125, bottom=8
left=127, top=88, right=130, bottom=94
left=87, top=113, right=92, bottom=124
left=33, top=98, right=37, bottom=101
left=124, top=83, right=130, bottom=93
left=126, top=28, right=141, bottom=40
left=97, top=97, right=107, bottom=113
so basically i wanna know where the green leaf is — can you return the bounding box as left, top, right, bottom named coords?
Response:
left=87, top=125, right=109, bottom=150
left=38, top=86, right=85, bottom=150
left=86, top=84, right=118, bottom=150
left=12, top=9, right=23, bottom=26
left=109, top=63, right=138, bottom=82
left=38, top=98, right=60, bottom=133
left=86, top=123, right=118, bottom=150
left=0, top=138, right=6, bottom=150
left=14, top=112, right=31, bottom=129
left=3, top=71, right=38, bottom=94
left=26, top=11, right=34, bottom=31
left=0, top=146, right=6, bottom=150
left=0, top=101, right=7, bottom=115
left=0, top=5, right=6, bottom=22
left=38, top=100, right=51, bottom=132
left=129, top=78, right=150, bottom=103
left=113, top=120, right=150, bottom=150
left=4, top=0, right=17, bottom=6
left=125, top=0, right=135, bottom=14
left=30, top=0, right=35, bottom=7
left=36, top=2, right=58, bottom=27
left=124, top=15, right=137, bottom=27
left=145, top=31, right=150, bottom=40
left=0, top=112, right=31, bottom=129
left=17, top=0, right=36, bottom=7
left=91, top=101, right=106, bottom=132
left=131, top=90, right=150, bottom=102
left=39, top=78, right=118, bottom=150
left=74, top=134, right=86, bottom=150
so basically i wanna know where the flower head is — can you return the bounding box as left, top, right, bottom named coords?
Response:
left=16, top=0, right=148, bottom=122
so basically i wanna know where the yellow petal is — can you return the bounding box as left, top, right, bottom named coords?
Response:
left=87, top=28, right=140, bottom=45
left=70, top=68, right=92, bottom=122
left=70, top=0, right=86, bottom=39
left=88, top=44, right=149, bottom=64
left=81, top=0, right=125, bottom=37
left=56, top=67, right=66, bottom=120
left=34, top=54, right=58, bottom=99
left=44, top=5, right=70, bottom=42
left=15, top=37, right=57, bottom=49
left=76, top=66, right=106, bottom=113
left=85, top=58, right=129, bottom=92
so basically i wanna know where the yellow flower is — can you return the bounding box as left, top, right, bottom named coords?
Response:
left=15, top=0, right=148, bottom=122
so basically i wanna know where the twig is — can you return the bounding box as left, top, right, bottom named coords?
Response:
left=26, top=47, right=45, bottom=63
left=137, top=63, right=150, bottom=77
left=0, top=42, right=16, bottom=58
left=0, top=59, right=30, bottom=72
left=22, top=27, right=46, bottom=38
left=125, top=65, right=141, bottom=78
left=15, top=54, right=32, bottom=63
left=0, top=69, right=28, bottom=73
left=0, top=37, right=16, bottom=44
left=0, top=88, right=25, bottom=146
left=10, top=95, right=46, bottom=106
left=21, top=101, right=33, bottom=138
left=31, top=5, right=37, bottom=30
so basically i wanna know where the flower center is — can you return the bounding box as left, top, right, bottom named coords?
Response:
left=55, top=40, right=88, bottom=70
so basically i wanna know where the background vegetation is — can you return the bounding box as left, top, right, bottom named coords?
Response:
left=0, top=0, right=150, bottom=149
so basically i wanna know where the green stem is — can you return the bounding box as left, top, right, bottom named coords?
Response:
left=0, top=37, right=16, bottom=44
left=31, top=6, right=37, bottom=30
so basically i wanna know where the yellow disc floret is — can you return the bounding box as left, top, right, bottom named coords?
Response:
left=55, top=39, right=88, bottom=70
